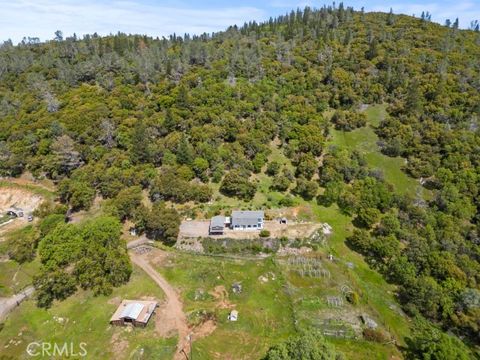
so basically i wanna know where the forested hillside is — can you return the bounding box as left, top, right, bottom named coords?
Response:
left=1, top=3, right=480, bottom=354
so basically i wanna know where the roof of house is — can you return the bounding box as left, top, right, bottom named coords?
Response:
left=110, top=300, right=158, bottom=324
left=231, top=211, right=264, bottom=226
left=210, top=215, right=226, bottom=229
left=120, top=303, right=144, bottom=319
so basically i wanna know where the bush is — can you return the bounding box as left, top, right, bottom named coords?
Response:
left=259, top=229, right=271, bottom=238
left=263, top=330, right=344, bottom=359
left=346, top=291, right=360, bottom=305
left=7, top=226, right=38, bottom=263
left=279, top=195, right=295, bottom=207
left=38, top=214, right=65, bottom=238
left=363, top=328, right=388, bottom=343
left=202, top=237, right=280, bottom=254
left=331, top=110, right=367, bottom=131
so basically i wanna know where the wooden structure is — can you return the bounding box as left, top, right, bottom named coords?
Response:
left=110, top=300, right=158, bottom=327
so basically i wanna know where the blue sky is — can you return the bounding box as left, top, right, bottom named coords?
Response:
left=1, top=0, right=479, bottom=43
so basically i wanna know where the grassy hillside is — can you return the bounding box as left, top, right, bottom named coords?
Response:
left=330, top=105, right=421, bottom=196
left=0, top=3, right=479, bottom=359
left=0, top=266, right=173, bottom=360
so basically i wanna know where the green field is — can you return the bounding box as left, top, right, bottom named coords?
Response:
left=0, top=266, right=174, bottom=360
left=330, top=105, right=421, bottom=197
left=0, top=259, right=40, bottom=297
left=156, top=253, right=295, bottom=359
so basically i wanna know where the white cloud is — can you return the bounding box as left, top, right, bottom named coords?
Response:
left=1, top=0, right=479, bottom=43
left=367, top=0, right=480, bottom=28
left=0, top=0, right=266, bottom=43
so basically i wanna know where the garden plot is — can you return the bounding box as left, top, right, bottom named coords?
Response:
left=279, top=254, right=386, bottom=341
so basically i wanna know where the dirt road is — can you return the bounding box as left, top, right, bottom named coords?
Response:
left=0, top=286, right=34, bottom=322
left=126, top=236, right=154, bottom=249
left=129, top=251, right=190, bottom=360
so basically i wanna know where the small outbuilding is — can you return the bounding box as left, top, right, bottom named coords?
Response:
left=110, top=300, right=158, bottom=328
left=209, top=215, right=226, bottom=235
left=228, top=310, right=238, bottom=322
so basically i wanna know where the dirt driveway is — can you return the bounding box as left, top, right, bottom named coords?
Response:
left=129, top=251, right=190, bottom=360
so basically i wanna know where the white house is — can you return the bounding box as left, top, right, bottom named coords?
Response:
left=230, top=211, right=264, bottom=231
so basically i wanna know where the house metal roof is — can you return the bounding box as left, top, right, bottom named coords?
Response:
left=210, top=215, right=226, bottom=229
left=232, top=211, right=264, bottom=219
left=120, top=302, right=144, bottom=320
left=231, top=211, right=264, bottom=226
left=110, top=300, right=158, bottom=324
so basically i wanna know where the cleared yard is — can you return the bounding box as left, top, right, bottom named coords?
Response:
left=178, top=220, right=320, bottom=240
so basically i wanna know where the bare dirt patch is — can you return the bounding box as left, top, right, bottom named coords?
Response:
left=266, top=206, right=316, bottom=222
left=193, top=319, right=216, bottom=338
left=0, top=188, right=43, bottom=214
left=154, top=299, right=179, bottom=338
left=178, top=220, right=210, bottom=238
left=210, top=285, right=235, bottom=310
left=2, top=173, right=55, bottom=192
left=0, top=187, right=44, bottom=240
left=110, top=330, right=129, bottom=359
left=69, top=195, right=103, bottom=224
left=107, top=296, right=122, bottom=306
left=145, top=248, right=171, bottom=268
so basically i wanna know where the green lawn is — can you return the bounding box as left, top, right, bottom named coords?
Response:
left=0, top=266, right=174, bottom=360
left=0, top=259, right=41, bottom=297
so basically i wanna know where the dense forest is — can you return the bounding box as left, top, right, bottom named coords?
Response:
left=1, top=3, right=480, bottom=356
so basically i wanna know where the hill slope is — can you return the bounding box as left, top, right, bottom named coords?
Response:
left=0, top=4, right=479, bottom=357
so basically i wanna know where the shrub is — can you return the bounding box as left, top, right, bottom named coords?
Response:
left=346, top=291, right=360, bottom=305
left=259, top=229, right=271, bottom=238
left=363, top=328, right=388, bottom=343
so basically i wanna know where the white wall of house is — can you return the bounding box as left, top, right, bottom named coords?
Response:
left=231, top=221, right=264, bottom=231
